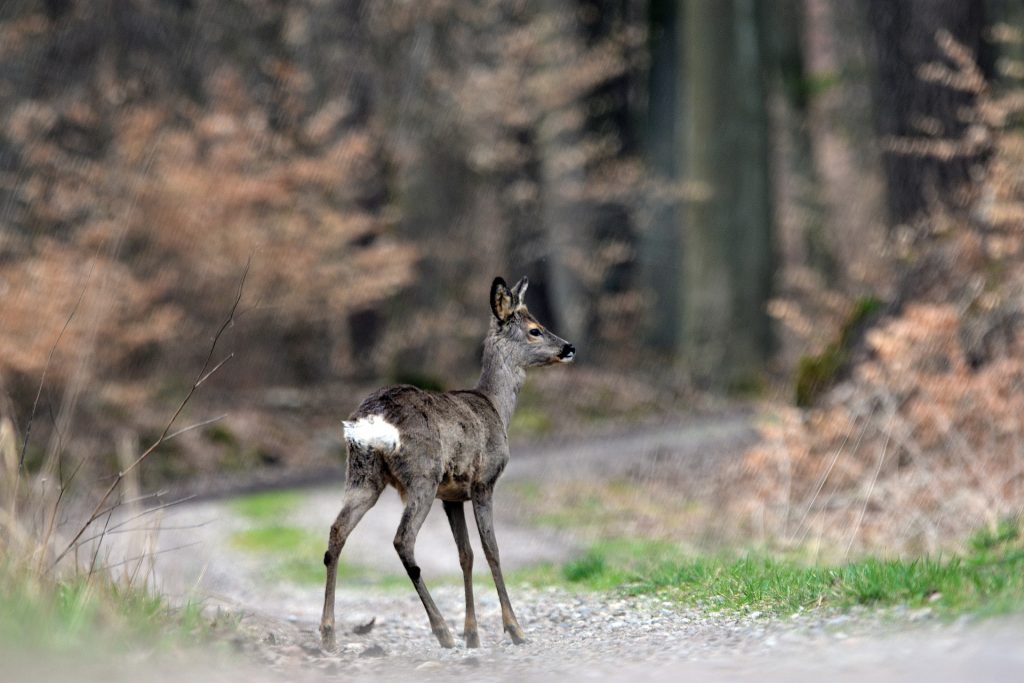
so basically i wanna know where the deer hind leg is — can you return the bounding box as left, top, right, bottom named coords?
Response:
left=320, top=481, right=383, bottom=650
left=473, top=487, right=526, bottom=644
left=394, top=485, right=455, bottom=648
left=443, top=500, right=480, bottom=648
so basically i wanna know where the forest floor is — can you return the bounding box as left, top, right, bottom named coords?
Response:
left=14, top=414, right=1023, bottom=683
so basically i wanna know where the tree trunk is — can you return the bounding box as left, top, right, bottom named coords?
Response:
left=802, top=0, right=888, bottom=291
left=766, top=0, right=831, bottom=281
left=640, top=0, right=682, bottom=353
left=867, top=0, right=987, bottom=224
left=680, top=0, right=775, bottom=388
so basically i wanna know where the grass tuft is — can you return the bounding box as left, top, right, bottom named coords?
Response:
left=0, top=563, right=219, bottom=656
left=539, top=519, right=1024, bottom=617
left=563, top=550, right=608, bottom=583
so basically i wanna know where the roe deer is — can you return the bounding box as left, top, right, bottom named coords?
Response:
left=320, top=276, right=575, bottom=650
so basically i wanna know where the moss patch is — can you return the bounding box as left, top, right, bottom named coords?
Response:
left=795, top=295, right=883, bottom=407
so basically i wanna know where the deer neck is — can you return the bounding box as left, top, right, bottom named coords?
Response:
left=474, top=338, right=525, bottom=431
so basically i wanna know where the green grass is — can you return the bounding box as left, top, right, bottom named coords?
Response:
left=231, top=524, right=316, bottom=554
left=230, top=489, right=302, bottom=521
left=227, top=490, right=434, bottom=589
left=514, top=521, right=1024, bottom=617
left=0, top=564, right=219, bottom=656
left=510, top=538, right=688, bottom=591
left=229, top=522, right=412, bottom=589
left=230, top=523, right=327, bottom=585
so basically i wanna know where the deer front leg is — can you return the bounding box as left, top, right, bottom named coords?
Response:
left=395, top=488, right=456, bottom=648
left=472, top=488, right=527, bottom=645
left=443, top=500, right=480, bottom=648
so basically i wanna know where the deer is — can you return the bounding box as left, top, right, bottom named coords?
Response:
left=319, top=276, right=576, bottom=650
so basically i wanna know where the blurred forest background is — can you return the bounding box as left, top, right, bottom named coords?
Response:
left=2, top=0, right=1024, bottom=552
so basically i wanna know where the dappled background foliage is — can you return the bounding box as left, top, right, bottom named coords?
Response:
left=2, top=0, right=1024, bottom=552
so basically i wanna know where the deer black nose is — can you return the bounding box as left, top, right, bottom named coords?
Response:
left=559, top=343, right=576, bottom=360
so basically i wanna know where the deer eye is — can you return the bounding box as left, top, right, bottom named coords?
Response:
left=529, top=328, right=542, bottom=337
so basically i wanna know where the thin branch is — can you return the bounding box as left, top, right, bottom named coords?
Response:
left=195, top=356, right=234, bottom=389
left=74, top=521, right=214, bottom=548
left=93, top=541, right=203, bottom=574
left=90, top=489, right=174, bottom=517
left=165, top=415, right=227, bottom=441
left=53, top=257, right=250, bottom=568
left=76, top=494, right=198, bottom=544
left=37, top=484, right=67, bottom=574
left=127, top=551, right=148, bottom=591
left=792, top=414, right=870, bottom=545
left=844, top=408, right=896, bottom=560
left=114, top=490, right=171, bottom=507
left=87, top=506, right=116, bottom=580
left=19, top=270, right=90, bottom=472
left=36, top=412, right=87, bottom=568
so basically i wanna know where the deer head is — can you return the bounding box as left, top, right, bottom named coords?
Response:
left=488, top=276, right=575, bottom=368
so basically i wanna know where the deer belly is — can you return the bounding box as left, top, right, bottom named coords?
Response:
left=436, top=470, right=472, bottom=501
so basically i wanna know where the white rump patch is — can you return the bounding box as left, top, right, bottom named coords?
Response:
left=343, top=414, right=401, bottom=452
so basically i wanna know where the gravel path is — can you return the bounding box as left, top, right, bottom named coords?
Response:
left=234, top=588, right=1024, bottom=683
left=91, top=419, right=1024, bottom=682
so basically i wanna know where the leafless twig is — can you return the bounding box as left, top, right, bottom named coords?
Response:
left=37, top=456, right=87, bottom=573
left=93, top=541, right=203, bottom=574
left=74, top=496, right=201, bottom=546
left=165, top=415, right=228, bottom=441
left=844, top=407, right=896, bottom=559
left=18, top=268, right=90, bottom=473
left=52, top=257, right=250, bottom=568
left=87, top=506, right=116, bottom=580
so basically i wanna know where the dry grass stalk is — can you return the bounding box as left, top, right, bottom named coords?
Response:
left=51, top=259, right=249, bottom=569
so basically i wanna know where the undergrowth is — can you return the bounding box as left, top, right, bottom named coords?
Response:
left=0, top=562, right=221, bottom=657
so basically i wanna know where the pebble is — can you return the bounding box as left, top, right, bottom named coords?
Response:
left=236, top=584, right=994, bottom=681
left=359, top=644, right=386, bottom=658
left=415, top=661, right=444, bottom=671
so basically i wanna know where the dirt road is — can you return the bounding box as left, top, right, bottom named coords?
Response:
left=94, top=416, right=1023, bottom=682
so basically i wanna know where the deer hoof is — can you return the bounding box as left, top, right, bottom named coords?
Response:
left=505, top=623, right=527, bottom=645
left=320, top=625, right=336, bottom=652
left=435, top=627, right=456, bottom=649
left=465, top=630, right=481, bottom=648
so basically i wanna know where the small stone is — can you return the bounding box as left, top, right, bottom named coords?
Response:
left=360, top=644, right=386, bottom=658
left=416, top=661, right=444, bottom=671
left=353, top=617, right=376, bottom=635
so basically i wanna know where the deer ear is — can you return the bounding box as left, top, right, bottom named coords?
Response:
left=510, top=276, right=529, bottom=308
left=490, top=277, right=515, bottom=322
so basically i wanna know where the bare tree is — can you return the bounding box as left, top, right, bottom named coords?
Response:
left=680, top=0, right=775, bottom=387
